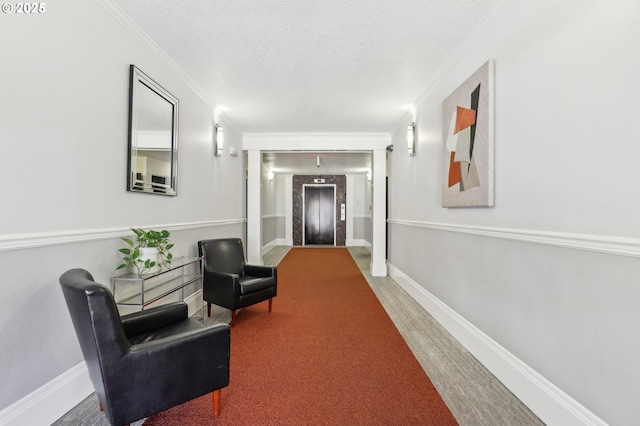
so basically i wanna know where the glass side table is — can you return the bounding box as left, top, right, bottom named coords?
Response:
left=111, top=256, right=202, bottom=315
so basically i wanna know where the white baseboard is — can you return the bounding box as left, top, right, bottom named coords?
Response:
left=276, top=238, right=293, bottom=246
left=346, top=238, right=371, bottom=247
left=185, top=288, right=203, bottom=317
left=0, top=290, right=205, bottom=426
left=262, top=239, right=292, bottom=257
left=387, top=263, right=608, bottom=426
left=262, top=239, right=278, bottom=256
left=0, top=362, right=93, bottom=426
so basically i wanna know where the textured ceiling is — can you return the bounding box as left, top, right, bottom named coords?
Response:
left=110, top=0, right=502, bottom=172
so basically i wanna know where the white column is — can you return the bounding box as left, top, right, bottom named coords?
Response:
left=345, top=174, right=355, bottom=246
left=370, top=149, right=387, bottom=276
left=246, top=149, right=262, bottom=264
left=284, top=174, right=293, bottom=245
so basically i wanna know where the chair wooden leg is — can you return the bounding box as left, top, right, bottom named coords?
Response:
left=212, top=389, right=221, bottom=418
left=268, top=297, right=273, bottom=312
left=230, top=310, right=236, bottom=327
left=207, top=302, right=211, bottom=317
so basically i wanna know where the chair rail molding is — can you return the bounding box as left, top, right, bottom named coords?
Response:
left=388, top=219, right=640, bottom=258
left=0, top=219, right=246, bottom=252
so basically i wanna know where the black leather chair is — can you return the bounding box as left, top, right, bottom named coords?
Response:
left=198, top=238, right=277, bottom=326
left=59, top=268, right=230, bottom=426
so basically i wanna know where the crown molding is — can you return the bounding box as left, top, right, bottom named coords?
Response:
left=96, top=0, right=242, bottom=135
left=412, top=0, right=513, bottom=108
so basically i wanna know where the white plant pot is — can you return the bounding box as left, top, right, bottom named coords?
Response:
left=139, top=247, right=160, bottom=268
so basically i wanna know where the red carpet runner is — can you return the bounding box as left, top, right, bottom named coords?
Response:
left=145, top=248, right=457, bottom=425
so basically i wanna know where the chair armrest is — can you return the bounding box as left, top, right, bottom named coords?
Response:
left=204, top=269, right=238, bottom=282
left=204, top=270, right=240, bottom=293
left=202, top=270, right=241, bottom=309
left=121, top=302, right=187, bottom=338
left=130, top=322, right=230, bottom=353
left=128, top=323, right=231, bottom=388
left=243, top=264, right=276, bottom=278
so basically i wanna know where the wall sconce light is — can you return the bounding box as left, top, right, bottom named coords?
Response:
left=407, top=122, right=416, bottom=156
left=214, top=124, right=224, bottom=157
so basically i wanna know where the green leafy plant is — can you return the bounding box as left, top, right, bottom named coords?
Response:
left=117, top=228, right=174, bottom=277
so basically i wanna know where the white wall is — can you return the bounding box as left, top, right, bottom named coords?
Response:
left=262, top=161, right=279, bottom=250
left=346, top=174, right=371, bottom=246
left=388, top=0, right=640, bottom=425
left=275, top=174, right=293, bottom=245
left=0, top=0, right=246, bottom=423
left=363, top=174, right=373, bottom=245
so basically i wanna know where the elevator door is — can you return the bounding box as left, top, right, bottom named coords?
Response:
left=304, top=185, right=335, bottom=245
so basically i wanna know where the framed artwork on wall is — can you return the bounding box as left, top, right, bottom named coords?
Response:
left=442, top=59, right=495, bottom=207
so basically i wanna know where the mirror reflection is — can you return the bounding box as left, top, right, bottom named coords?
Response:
left=127, top=65, right=178, bottom=196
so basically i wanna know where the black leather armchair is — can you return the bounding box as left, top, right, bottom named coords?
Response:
left=198, top=238, right=277, bottom=326
left=59, top=268, right=230, bottom=426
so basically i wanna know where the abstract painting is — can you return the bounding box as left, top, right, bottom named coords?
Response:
left=442, top=60, right=494, bottom=207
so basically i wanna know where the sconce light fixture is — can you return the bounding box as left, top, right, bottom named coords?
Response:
left=214, top=124, right=224, bottom=157
left=407, top=122, right=416, bottom=156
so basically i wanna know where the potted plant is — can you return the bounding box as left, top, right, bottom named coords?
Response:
left=117, top=228, right=174, bottom=277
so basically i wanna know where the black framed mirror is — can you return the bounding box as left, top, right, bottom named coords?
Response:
left=127, top=65, right=178, bottom=196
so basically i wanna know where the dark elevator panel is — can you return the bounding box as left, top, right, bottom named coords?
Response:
left=304, top=186, right=335, bottom=245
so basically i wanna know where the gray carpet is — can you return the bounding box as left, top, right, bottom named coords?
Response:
left=53, top=246, right=543, bottom=425
left=52, top=393, right=145, bottom=426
